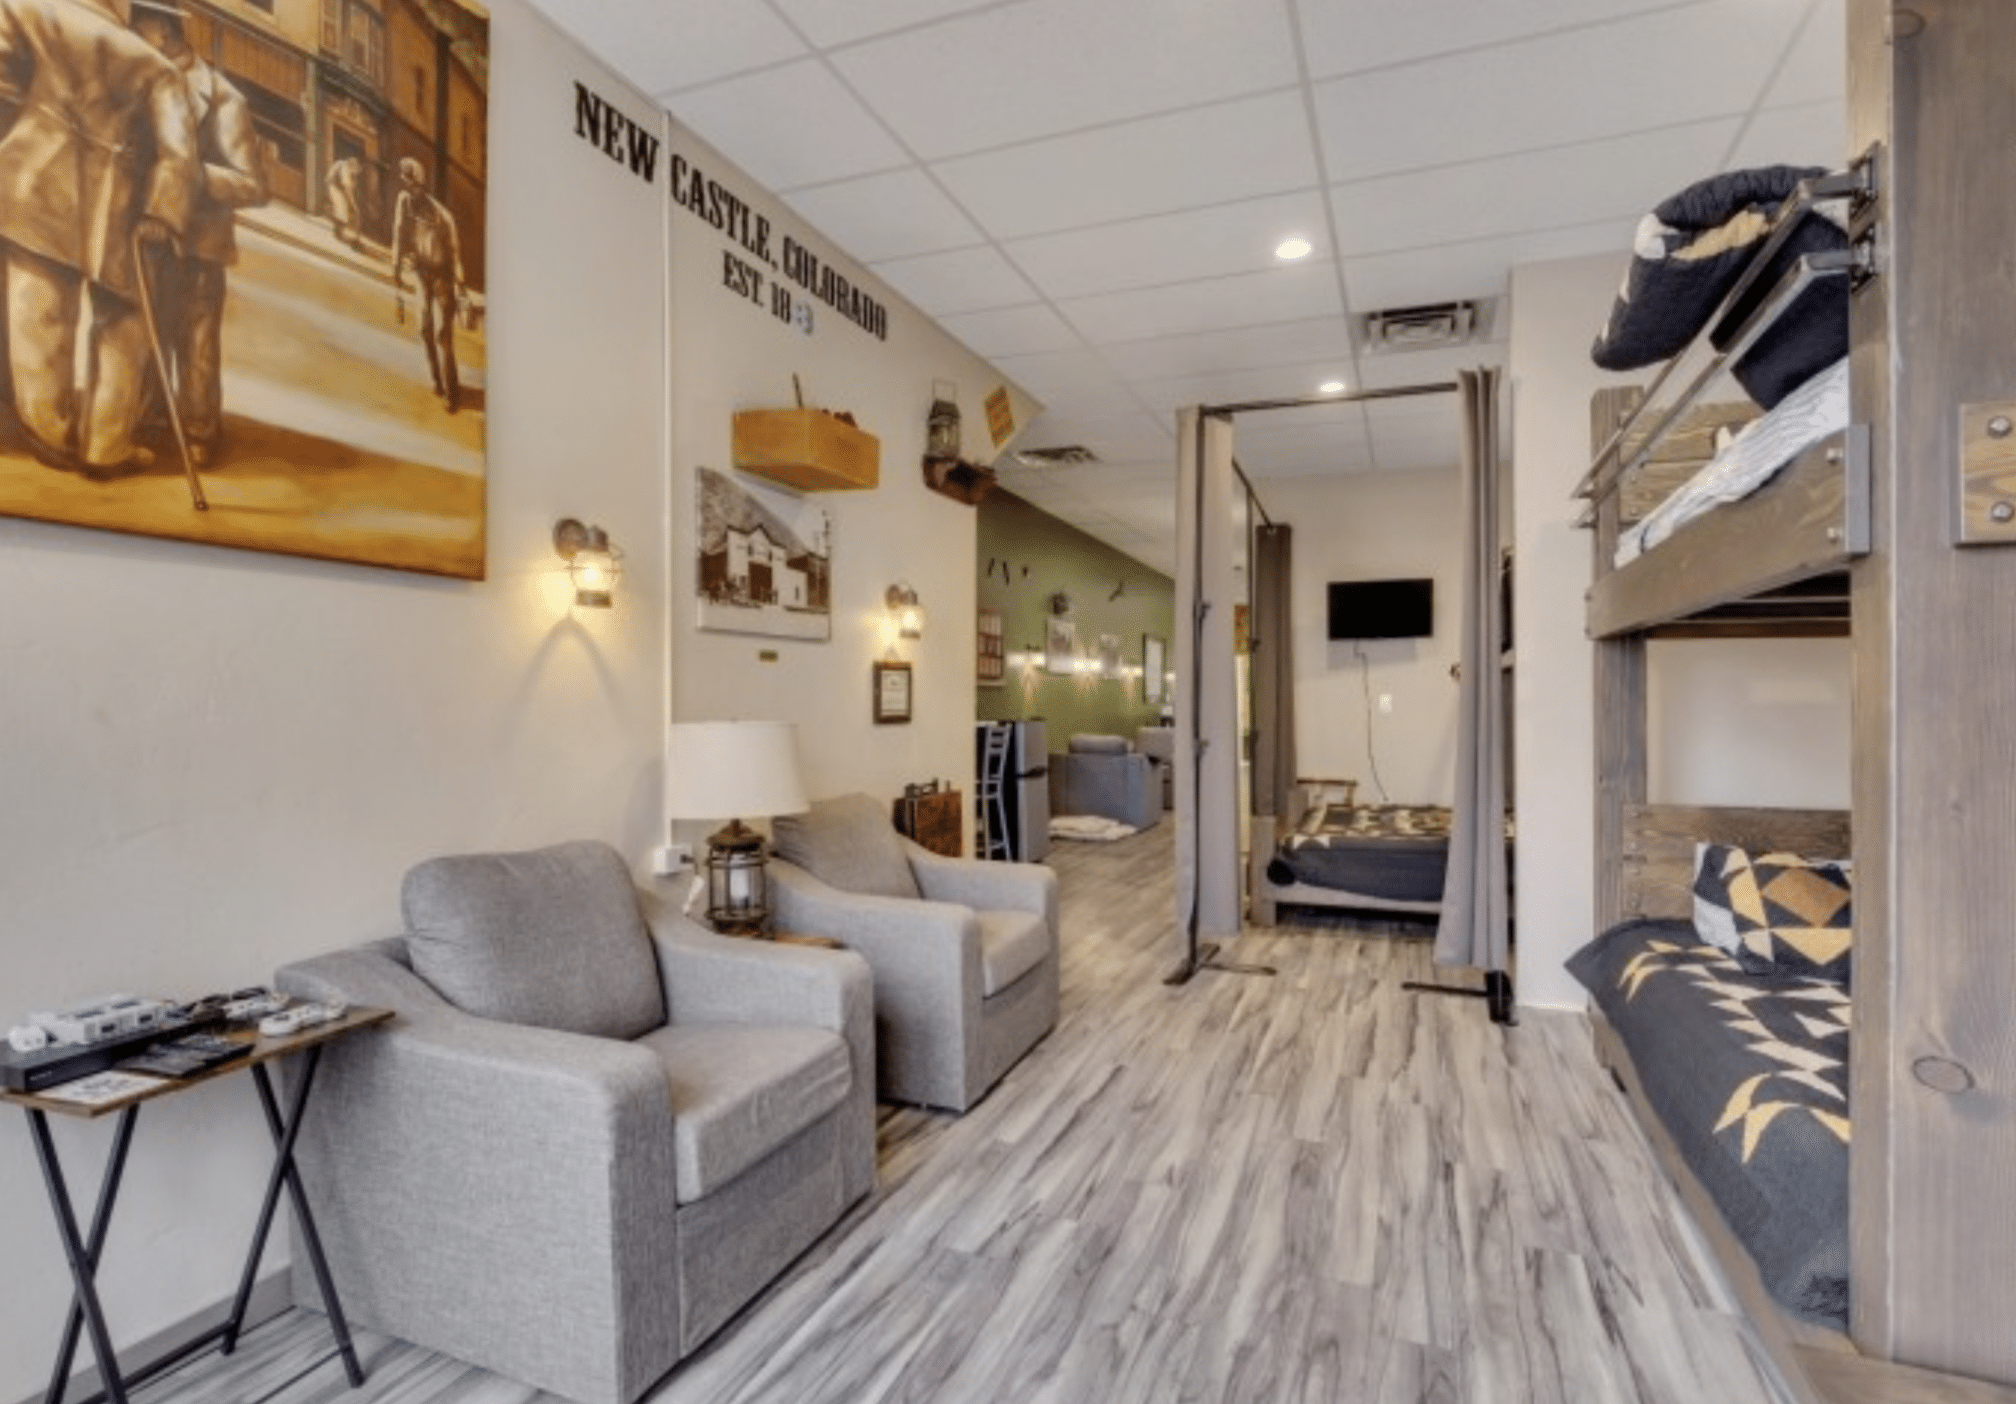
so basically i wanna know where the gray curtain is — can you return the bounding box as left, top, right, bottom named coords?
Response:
left=1174, top=407, right=1242, bottom=953
left=1250, top=523, right=1296, bottom=824
left=1434, top=368, right=1509, bottom=975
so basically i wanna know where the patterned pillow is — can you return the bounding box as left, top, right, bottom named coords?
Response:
left=1693, top=842, right=1852, bottom=982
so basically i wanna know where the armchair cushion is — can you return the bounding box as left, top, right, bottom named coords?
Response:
left=400, top=840, right=665, bottom=1041
left=977, top=908, right=1049, bottom=997
left=772, top=793, right=920, bottom=900
left=634, top=1022, right=852, bottom=1202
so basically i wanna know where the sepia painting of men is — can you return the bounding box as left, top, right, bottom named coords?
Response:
left=0, top=0, right=196, bottom=476
left=0, top=0, right=489, bottom=580
left=130, top=0, right=264, bottom=470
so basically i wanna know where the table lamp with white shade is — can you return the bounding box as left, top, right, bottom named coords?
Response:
left=664, top=721, right=809, bottom=937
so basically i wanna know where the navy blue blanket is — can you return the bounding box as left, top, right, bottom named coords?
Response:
left=1569, top=919, right=1850, bottom=1327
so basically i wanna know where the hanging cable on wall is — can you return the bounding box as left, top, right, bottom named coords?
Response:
left=1353, top=643, right=1392, bottom=803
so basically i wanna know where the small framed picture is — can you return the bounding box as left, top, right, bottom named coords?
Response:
left=873, top=660, right=913, bottom=724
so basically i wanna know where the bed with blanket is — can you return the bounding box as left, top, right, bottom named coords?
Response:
left=1569, top=915, right=1851, bottom=1327
left=1250, top=802, right=1509, bottom=925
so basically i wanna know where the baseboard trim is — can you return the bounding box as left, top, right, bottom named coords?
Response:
left=5, top=1270, right=293, bottom=1404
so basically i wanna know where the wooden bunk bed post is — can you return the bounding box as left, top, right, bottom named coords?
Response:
left=1846, top=0, right=2016, bottom=1382
left=1590, top=387, right=1648, bottom=935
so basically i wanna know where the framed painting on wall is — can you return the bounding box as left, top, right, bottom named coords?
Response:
left=1045, top=616, right=1077, bottom=674
left=0, top=0, right=492, bottom=580
left=1144, top=635, right=1165, bottom=702
left=695, top=467, right=832, bottom=641
left=1098, top=633, right=1122, bottom=680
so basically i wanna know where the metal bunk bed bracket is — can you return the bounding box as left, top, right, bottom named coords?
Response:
left=1842, top=420, right=1873, bottom=556
left=1955, top=403, right=2016, bottom=546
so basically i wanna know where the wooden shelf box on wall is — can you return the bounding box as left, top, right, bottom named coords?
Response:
left=732, top=409, right=881, bottom=491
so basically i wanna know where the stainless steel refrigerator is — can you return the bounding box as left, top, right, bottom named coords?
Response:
left=977, top=720, right=1049, bottom=862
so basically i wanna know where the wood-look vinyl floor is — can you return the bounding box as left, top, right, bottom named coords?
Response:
left=141, top=826, right=1787, bottom=1404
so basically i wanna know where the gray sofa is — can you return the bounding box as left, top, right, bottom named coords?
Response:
left=769, top=793, right=1058, bottom=1113
left=1048, top=733, right=1162, bottom=830
left=274, top=840, right=876, bottom=1404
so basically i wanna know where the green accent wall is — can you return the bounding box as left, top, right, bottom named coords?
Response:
left=977, top=489, right=1175, bottom=748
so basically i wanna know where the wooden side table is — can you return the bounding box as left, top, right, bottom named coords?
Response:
left=2, top=1007, right=393, bottom=1404
left=773, top=932, right=845, bottom=950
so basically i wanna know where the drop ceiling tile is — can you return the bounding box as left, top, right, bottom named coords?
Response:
left=772, top=0, right=1004, bottom=49
left=1060, top=263, right=1343, bottom=346
left=1727, top=100, right=1849, bottom=172
left=1004, top=190, right=1332, bottom=302
left=780, top=169, right=984, bottom=262
left=1134, top=360, right=1371, bottom=414
left=529, top=0, right=805, bottom=96
left=936, top=303, right=1082, bottom=358
left=1310, top=0, right=1809, bottom=183
left=1232, top=418, right=1376, bottom=478
left=1342, top=219, right=1634, bottom=314
left=670, top=62, right=907, bottom=192
left=1098, top=317, right=1356, bottom=384
left=1295, top=0, right=1683, bottom=80
left=870, top=245, right=1038, bottom=316
left=987, top=349, right=1136, bottom=415
left=1770, top=0, right=1847, bottom=106
left=1015, top=410, right=1174, bottom=464
left=828, top=0, right=1300, bottom=160
left=933, top=91, right=1318, bottom=241
left=1330, top=118, right=1741, bottom=259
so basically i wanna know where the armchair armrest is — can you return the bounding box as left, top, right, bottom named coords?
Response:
left=903, top=839, right=1057, bottom=932
left=641, top=896, right=871, bottom=1037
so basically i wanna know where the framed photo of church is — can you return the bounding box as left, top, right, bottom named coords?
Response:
left=0, top=0, right=492, bottom=580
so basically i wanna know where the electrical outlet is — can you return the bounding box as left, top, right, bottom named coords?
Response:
left=1378, top=692, right=1394, bottom=714
left=652, top=843, right=693, bottom=876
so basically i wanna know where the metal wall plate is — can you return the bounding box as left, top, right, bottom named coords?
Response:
left=1957, top=400, right=2016, bottom=545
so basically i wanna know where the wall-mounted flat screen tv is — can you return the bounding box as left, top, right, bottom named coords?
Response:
left=1327, top=578, right=1434, bottom=640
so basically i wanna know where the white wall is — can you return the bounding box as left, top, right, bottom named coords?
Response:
left=1509, top=253, right=1850, bottom=1009
left=662, top=127, right=1038, bottom=830
left=1262, top=469, right=1464, bottom=806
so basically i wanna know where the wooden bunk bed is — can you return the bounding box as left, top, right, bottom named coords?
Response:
left=1573, top=5, right=2016, bottom=1401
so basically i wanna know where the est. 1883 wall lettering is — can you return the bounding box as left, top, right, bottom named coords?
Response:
left=570, top=79, right=892, bottom=345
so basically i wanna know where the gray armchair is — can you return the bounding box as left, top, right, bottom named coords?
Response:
left=1135, top=726, right=1176, bottom=810
left=274, top=840, right=875, bottom=1404
left=1049, top=733, right=1162, bottom=830
left=769, top=793, right=1058, bottom=1113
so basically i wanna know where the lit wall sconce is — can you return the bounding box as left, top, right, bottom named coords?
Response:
left=554, top=518, right=621, bottom=608
left=885, top=582, right=925, bottom=640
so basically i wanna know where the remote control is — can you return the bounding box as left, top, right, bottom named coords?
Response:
left=220, top=991, right=288, bottom=1022
left=259, top=1000, right=347, bottom=1037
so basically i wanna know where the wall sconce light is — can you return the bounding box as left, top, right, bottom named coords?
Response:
left=554, top=518, right=620, bottom=608
left=885, top=582, right=925, bottom=640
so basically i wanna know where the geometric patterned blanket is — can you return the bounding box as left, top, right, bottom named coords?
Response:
left=1567, top=918, right=1851, bottom=1327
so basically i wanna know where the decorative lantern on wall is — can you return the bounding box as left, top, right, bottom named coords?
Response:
left=926, top=380, right=962, bottom=462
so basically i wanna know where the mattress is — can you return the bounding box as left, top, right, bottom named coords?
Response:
left=1567, top=918, right=1850, bottom=1327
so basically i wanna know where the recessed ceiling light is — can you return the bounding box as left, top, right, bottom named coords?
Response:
left=1274, top=237, right=1312, bottom=261
left=1319, top=380, right=1346, bottom=395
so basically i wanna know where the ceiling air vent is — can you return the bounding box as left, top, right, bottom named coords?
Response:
left=1362, top=300, right=1482, bottom=353
left=1011, top=445, right=1100, bottom=467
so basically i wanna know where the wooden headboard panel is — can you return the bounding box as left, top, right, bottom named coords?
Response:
left=1622, top=803, right=1851, bottom=920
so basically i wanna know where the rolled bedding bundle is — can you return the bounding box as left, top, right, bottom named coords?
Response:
left=1591, top=164, right=1849, bottom=409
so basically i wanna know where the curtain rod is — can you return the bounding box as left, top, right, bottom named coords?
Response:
left=1200, top=381, right=1460, bottom=417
